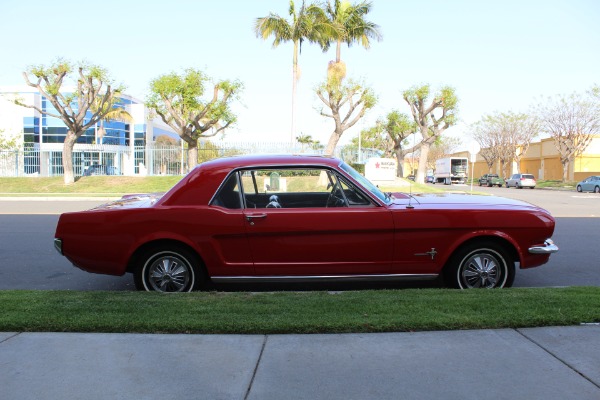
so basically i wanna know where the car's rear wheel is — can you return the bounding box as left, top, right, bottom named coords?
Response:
left=595, top=186, right=600, bottom=193
left=134, top=245, right=202, bottom=292
left=445, top=242, right=515, bottom=289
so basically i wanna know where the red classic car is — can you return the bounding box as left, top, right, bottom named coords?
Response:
left=54, top=155, right=558, bottom=292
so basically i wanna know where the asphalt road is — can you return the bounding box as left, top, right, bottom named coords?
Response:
left=0, top=188, right=598, bottom=290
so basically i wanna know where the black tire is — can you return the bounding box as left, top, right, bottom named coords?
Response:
left=134, top=245, right=202, bottom=292
left=444, top=242, right=515, bottom=289
left=595, top=186, right=600, bottom=194
left=505, top=182, right=509, bottom=188
left=577, top=185, right=582, bottom=193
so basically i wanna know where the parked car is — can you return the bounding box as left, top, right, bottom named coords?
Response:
left=83, top=164, right=122, bottom=176
left=425, top=175, right=435, bottom=183
left=576, top=176, right=600, bottom=193
left=506, top=173, right=536, bottom=189
left=406, top=175, right=415, bottom=181
left=478, top=174, right=505, bottom=187
left=54, top=155, right=558, bottom=292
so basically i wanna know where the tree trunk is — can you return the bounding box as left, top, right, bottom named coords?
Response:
left=324, top=129, right=342, bottom=156
left=415, top=142, right=430, bottom=183
left=62, top=132, right=77, bottom=185
left=395, top=152, right=404, bottom=178
left=291, top=41, right=299, bottom=143
left=188, top=141, right=199, bottom=170
left=562, top=160, right=569, bottom=182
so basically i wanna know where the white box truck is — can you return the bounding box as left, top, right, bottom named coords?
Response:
left=434, top=157, right=468, bottom=185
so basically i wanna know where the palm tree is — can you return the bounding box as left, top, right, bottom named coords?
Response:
left=323, top=0, right=382, bottom=83
left=296, top=133, right=315, bottom=152
left=93, top=100, right=133, bottom=145
left=255, top=1, right=334, bottom=142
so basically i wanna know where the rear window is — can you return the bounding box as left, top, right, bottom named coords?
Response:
left=522, top=174, right=535, bottom=179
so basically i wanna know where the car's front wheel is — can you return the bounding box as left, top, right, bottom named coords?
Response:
left=445, top=242, right=515, bottom=289
left=595, top=186, right=600, bottom=194
left=577, top=185, right=583, bottom=192
left=134, top=245, right=202, bottom=292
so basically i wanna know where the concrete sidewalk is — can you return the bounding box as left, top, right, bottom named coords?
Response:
left=1, top=326, right=599, bottom=400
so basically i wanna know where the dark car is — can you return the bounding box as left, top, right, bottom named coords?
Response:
left=576, top=176, right=600, bottom=193
left=478, top=174, right=504, bottom=187
left=83, top=164, right=122, bottom=176
left=55, top=155, right=558, bottom=292
left=425, top=175, right=435, bottom=183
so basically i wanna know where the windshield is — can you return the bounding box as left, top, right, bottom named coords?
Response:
left=339, top=162, right=391, bottom=205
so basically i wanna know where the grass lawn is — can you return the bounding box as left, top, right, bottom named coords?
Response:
left=0, top=176, right=183, bottom=196
left=1, top=287, right=599, bottom=334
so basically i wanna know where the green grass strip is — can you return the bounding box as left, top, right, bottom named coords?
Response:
left=1, top=287, right=598, bottom=334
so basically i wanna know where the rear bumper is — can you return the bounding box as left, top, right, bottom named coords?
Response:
left=529, top=239, right=559, bottom=254
left=54, top=238, right=63, bottom=255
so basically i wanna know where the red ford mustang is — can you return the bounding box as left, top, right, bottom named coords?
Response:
left=54, top=155, right=558, bottom=292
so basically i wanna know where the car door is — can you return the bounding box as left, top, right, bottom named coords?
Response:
left=241, top=167, right=395, bottom=276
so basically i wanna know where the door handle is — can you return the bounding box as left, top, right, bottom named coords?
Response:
left=246, top=213, right=267, bottom=225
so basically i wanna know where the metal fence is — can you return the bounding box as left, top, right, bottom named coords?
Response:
left=0, top=141, right=381, bottom=177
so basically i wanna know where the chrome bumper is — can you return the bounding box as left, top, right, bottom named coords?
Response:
left=54, top=238, right=63, bottom=255
left=529, top=239, right=559, bottom=254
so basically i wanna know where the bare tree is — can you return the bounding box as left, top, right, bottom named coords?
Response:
left=471, top=112, right=539, bottom=177
left=403, top=84, right=458, bottom=183
left=15, top=59, right=125, bottom=184
left=536, top=92, right=600, bottom=181
left=471, top=118, right=501, bottom=173
left=317, top=78, right=376, bottom=155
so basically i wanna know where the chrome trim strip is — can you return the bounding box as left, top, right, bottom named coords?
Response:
left=529, top=239, right=559, bottom=254
left=211, top=273, right=439, bottom=283
left=54, top=238, right=63, bottom=255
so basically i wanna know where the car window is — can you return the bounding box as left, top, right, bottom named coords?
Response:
left=239, top=167, right=374, bottom=209
left=523, top=174, right=535, bottom=179
left=210, top=173, right=242, bottom=209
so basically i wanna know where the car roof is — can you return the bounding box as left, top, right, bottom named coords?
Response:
left=200, top=154, right=341, bottom=170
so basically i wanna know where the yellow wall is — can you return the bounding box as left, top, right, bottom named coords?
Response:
left=455, top=136, right=600, bottom=181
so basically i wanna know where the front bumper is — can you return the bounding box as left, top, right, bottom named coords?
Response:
left=528, top=239, right=559, bottom=254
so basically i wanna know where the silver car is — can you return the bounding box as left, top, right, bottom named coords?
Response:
left=506, top=173, right=536, bottom=189
left=576, top=176, right=600, bottom=193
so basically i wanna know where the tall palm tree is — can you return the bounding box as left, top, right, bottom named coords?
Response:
left=255, top=1, right=334, bottom=142
left=93, top=100, right=133, bottom=145
left=323, top=0, right=382, bottom=82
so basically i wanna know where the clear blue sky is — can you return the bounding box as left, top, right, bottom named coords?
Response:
left=1, top=0, right=598, bottom=149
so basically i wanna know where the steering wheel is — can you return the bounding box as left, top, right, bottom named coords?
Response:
left=326, top=182, right=347, bottom=207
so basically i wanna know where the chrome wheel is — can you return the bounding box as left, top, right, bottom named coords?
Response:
left=135, top=248, right=199, bottom=292
left=445, top=243, right=514, bottom=289
left=459, top=251, right=504, bottom=288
